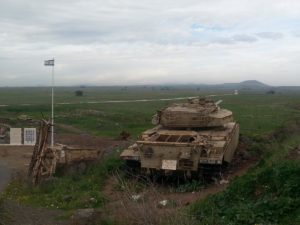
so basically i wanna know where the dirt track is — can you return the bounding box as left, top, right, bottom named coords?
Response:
left=0, top=164, right=11, bottom=192
left=0, top=146, right=33, bottom=193
left=0, top=93, right=235, bottom=108
left=0, top=200, right=68, bottom=225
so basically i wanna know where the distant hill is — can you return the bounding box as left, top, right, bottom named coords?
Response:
left=75, top=80, right=271, bottom=91
left=220, top=80, right=270, bottom=90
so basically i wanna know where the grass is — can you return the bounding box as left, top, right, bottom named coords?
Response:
left=0, top=87, right=299, bottom=138
left=0, top=86, right=205, bottom=105
left=189, top=162, right=300, bottom=225
left=170, top=180, right=206, bottom=193
left=221, top=94, right=300, bottom=137
left=2, top=153, right=123, bottom=210
left=187, top=122, right=300, bottom=225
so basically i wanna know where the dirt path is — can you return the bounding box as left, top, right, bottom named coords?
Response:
left=56, top=123, right=84, bottom=134
left=0, top=200, right=68, bottom=225
left=0, top=93, right=236, bottom=108
left=0, top=164, right=11, bottom=192
left=0, top=145, right=33, bottom=193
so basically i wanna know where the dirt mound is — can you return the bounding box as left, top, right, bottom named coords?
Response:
left=55, top=134, right=128, bottom=150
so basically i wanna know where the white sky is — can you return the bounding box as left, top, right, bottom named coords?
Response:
left=1, top=0, right=300, bottom=86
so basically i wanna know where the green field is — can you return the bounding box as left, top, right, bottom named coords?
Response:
left=0, top=87, right=299, bottom=138
left=1, top=86, right=300, bottom=225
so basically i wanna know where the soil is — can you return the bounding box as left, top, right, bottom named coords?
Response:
left=55, top=133, right=129, bottom=150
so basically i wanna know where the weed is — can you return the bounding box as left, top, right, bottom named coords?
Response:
left=172, top=180, right=205, bottom=193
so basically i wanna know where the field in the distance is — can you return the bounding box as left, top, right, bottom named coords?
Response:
left=0, top=86, right=299, bottom=137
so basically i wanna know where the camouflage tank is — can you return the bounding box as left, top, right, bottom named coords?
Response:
left=120, top=98, right=239, bottom=177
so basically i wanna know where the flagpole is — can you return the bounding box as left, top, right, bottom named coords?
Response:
left=51, top=58, right=54, bottom=147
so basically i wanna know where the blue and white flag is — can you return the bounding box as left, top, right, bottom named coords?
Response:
left=44, top=59, right=54, bottom=66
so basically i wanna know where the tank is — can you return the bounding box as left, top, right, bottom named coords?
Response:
left=120, top=98, right=239, bottom=177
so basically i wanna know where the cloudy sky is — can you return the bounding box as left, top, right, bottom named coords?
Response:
left=1, top=0, right=300, bottom=86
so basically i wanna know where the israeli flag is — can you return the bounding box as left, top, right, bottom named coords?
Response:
left=44, top=59, right=54, bottom=66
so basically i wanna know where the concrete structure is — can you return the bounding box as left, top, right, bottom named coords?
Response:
left=10, top=128, right=22, bottom=145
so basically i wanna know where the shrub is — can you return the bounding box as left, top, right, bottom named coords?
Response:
left=75, top=90, right=83, bottom=96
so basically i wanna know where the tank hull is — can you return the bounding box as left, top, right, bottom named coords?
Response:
left=120, top=122, right=239, bottom=175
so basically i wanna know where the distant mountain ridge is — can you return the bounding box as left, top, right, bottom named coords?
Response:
left=220, top=80, right=270, bottom=89
left=74, top=80, right=271, bottom=90
left=223, top=80, right=269, bottom=86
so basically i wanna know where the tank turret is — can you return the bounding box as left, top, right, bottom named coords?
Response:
left=152, top=98, right=233, bottom=128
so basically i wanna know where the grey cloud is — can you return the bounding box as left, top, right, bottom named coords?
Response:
left=232, top=34, right=258, bottom=43
left=211, top=34, right=257, bottom=45
left=212, top=37, right=235, bottom=45
left=292, top=30, right=300, bottom=37
left=1, top=0, right=300, bottom=86
left=256, top=32, right=284, bottom=40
